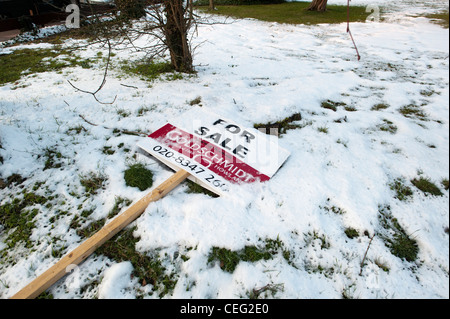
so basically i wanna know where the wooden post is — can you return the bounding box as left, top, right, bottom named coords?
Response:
left=11, top=169, right=190, bottom=299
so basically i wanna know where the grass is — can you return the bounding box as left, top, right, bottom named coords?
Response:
left=185, top=180, right=219, bottom=197
left=0, top=48, right=92, bottom=86
left=389, top=178, right=413, bottom=201
left=378, top=205, right=419, bottom=262
left=42, top=147, right=64, bottom=170
left=317, top=126, right=329, bottom=134
left=442, top=179, right=449, bottom=191
left=344, top=227, right=359, bottom=239
left=377, top=119, right=398, bottom=134
left=254, top=112, right=302, bottom=135
left=371, top=103, right=390, bottom=111
left=304, top=230, right=330, bottom=250
left=424, top=11, right=449, bottom=29
left=321, top=100, right=347, bottom=112
left=0, top=186, right=50, bottom=249
left=411, top=176, right=444, bottom=196
left=120, top=59, right=178, bottom=82
left=398, top=104, right=428, bottom=121
left=199, top=1, right=369, bottom=25
left=80, top=172, right=107, bottom=195
left=208, top=237, right=290, bottom=273
left=124, top=164, right=154, bottom=191
left=320, top=199, right=347, bottom=215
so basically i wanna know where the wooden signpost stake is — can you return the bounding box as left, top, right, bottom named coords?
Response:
left=11, top=169, right=190, bottom=299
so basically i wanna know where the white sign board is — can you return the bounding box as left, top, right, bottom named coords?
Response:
left=137, top=109, right=290, bottom=196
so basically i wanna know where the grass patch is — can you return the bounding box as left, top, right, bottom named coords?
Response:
left=442, top=178, right=449, bottom=191
left=0, top=191, right=48, bottom=249
left=304, top=230, right=330, bottom=250
left=208, top=237, right=289, bottom=273
left=377, top=119, right=398, bottom=134
left=389, top=178, right=413, bottom=201
left=377, top=205, right=419, bottom=262
left=71, top=197, right=132, bottom=240
left=398, top=104, right=428, bottom=121
left=185, top=180, right=219, bottom=197
left=76, top=217, right=106, bottom=239
left=120, top=59, right=177, bottom=82
left=321, top=200, right=346, bottom=215
left=424, top=11, right=449, bottom=28
left=254, top=112, right=302, bottom=135
left=321, top=100, right=346, bottom=112
left=199, top=1, right=369, bottom=25
left=344, top=227, right=359, bottom=239
left=411, top=176, right=444, bottom=196
left=189, top=96, right=202, bottom=106
left=80, top=172, right=107, bottom=195
left=0, top=48, right=92, bottom=86
left=317, top=126, right=329, bottom=134
left=124, top=164, right=154, bottom=191
left=0, top=173, right=26, bottom=189
left=42, top=147, right=64, bottom=170
left=371, top=103, right=390, bottom=111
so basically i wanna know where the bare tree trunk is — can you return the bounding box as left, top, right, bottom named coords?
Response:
left=307, top=0, right=328, bottom=12
left=209, top=0, right=215, bottom=11
left=164, top=0, right=194, bottom=73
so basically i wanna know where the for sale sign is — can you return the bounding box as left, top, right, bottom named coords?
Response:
left=137, top=109, right=290, bottom=196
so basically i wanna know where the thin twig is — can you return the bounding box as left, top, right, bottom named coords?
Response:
left=79, top=114, right=98, bottom=126
left=120, top=83, right=139, bottom=89
left=360, top=234, right=375, bottom=275
left=67, top=39, right=117, bottom=104
left=78, top=114, right=147, bottom=136
left=347, top=0, right=361, bottom=61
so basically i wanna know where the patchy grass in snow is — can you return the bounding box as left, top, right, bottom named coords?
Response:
left=377, top=205, right=419, bottom=262
left=80, top=172, right=108, bottom=195
left=411, top=176, right=444, bottom=196
left=119, top=59, right=186, bottom=83
left=254, top=112, right=302, bottom=136
left=424, top=11, right=449, bottom=28
left=398, top=104, right=428, bottom=121
left=208, top=237, right=290, bottom=273
left=198, top=1, right=369, bottom=25
left=344, top=227, right=359, bottom=239
left=321, top=100, right=346, bottom=112
left=389, top=177, right=414, bottom=201
left=0, top=48, right=93, bottom=86
left=442, top=178, right=449, bottom=191
left=185, top=180, right=219, bottom=197
left=377, top=119, right=398, bottom=134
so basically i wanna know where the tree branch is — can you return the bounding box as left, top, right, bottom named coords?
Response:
left=67, top=39, right=117, bottom=104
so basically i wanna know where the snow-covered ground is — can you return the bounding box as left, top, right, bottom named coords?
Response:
left=0, top=0, right=448, bottom=299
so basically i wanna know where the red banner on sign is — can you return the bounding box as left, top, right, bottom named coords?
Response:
left=149, top=124, right=270, bottom=184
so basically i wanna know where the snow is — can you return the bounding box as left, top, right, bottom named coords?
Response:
left=0, top=0, right=449, bottom=299
left=98, top=261, right=136, bottom=299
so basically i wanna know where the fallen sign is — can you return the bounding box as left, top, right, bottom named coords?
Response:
left=137, top=108, right=290, bottom=196
left=10, top=109, right=290, bottom=299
